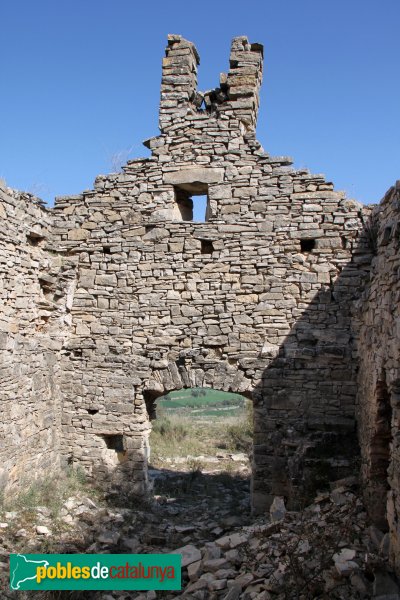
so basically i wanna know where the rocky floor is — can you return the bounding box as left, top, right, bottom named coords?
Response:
left=0, top=456, right=398, bottom=599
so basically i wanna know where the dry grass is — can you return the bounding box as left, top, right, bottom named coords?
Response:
left=0, top=467, right=101, bottom=530
left=149, top=402, right=253, bottom=469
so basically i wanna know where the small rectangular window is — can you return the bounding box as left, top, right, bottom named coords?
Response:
left=174, top=183, right=210, bottom=222
left=300, top=238, right=316, bottom=253
left=103, top=434, right=124, bottom=452
left=27, top=232, right=45, bottom=246
left=201, top=239, right=214, bottom=254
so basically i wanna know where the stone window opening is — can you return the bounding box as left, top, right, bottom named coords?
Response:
left=38, top=275, right=55, bottom=302
left=200, top=239, right=214, bottom=255
left=174, top=183, right=210, bottom=222
left=26, top=231, right=45, bottom=247
left=103, top=434, right=125, bottom=453
left=300, top=238, right=316, bottom=253
left=100, top=434, right=127, bottom=465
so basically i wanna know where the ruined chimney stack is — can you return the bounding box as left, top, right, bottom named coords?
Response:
left=159, top=34, right=200, bottom=130
left=224, top=36, right=264, bottom=131
left=159, top=34, right=263, bottom=135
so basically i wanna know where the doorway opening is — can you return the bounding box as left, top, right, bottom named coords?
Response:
left=147, top=387, right=253, bottom=514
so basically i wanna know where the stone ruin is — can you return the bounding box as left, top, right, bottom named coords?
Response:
left=0, top=34, right=399, bottom=573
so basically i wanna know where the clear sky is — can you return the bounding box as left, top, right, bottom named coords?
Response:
left=0, top=0, right=399, bottom=207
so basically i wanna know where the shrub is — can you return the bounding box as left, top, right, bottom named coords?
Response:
left=151, top=416, right=187, bottom=442
left=225, top=400, right=253, bottom=455
left=3, top=467, right=93, bottom=519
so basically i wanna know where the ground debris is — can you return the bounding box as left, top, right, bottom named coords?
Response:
left=0, top=473, right=398, bottom=599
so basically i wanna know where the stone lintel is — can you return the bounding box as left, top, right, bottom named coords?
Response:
left=164, top=168, right=224, bottom=186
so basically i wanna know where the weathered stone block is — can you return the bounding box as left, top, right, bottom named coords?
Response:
left=95, top=274, right=118, bottom=286
left=68, top=228, right=89, bottom=241
left=164, top=167, right=223, bottom=186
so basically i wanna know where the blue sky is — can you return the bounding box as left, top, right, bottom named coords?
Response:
left=0, top=0, right=399, bottom=206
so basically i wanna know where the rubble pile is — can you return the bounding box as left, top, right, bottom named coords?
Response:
left=0, top=474, right=398, bottom=599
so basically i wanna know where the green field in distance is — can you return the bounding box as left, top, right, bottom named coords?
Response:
left=156, top=388, right=246, bottom=418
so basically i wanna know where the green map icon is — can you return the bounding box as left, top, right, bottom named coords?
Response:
left=9, top=552, right=181, bottom=591
left=10, top=554, right=49, bottom=590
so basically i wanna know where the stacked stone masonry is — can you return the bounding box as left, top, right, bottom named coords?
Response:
left=0, top=35, right=398, bottom=572
left=0, top=183, right=76, bottom=491
left=355, top=181, right=400, bottom=573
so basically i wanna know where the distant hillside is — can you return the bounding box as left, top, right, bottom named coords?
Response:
left=157, top=388, right=246, bottom=413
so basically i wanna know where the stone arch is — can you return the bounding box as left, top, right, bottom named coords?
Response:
left=140, top=361, right=255, bottom=494
left=140, top=359, right=255, bottom=424
left=142, top=357, right=255, bottom=408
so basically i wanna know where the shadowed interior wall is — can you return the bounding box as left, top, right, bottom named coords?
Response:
left=0, top=182, right=75, bottom=493
left=355, top=181, right=400, bottom=573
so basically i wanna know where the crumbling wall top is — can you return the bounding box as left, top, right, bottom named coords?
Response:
left=159, top=34, right=264, bottom=134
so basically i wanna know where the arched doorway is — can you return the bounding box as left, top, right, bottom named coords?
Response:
left=146, top=387, right=253, bottom=514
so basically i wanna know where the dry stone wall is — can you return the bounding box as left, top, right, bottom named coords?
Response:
left=50, top=35, right=372, bottom=512
left=355, top=181, right=400, bottom=572
left=0, top=181, right=75, bottom=493
left=2, top=30, right=399, bottom=574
